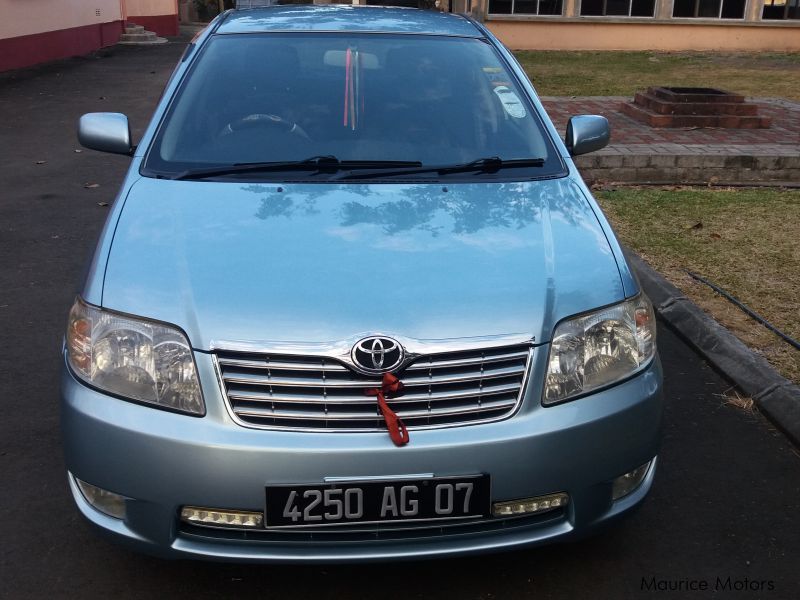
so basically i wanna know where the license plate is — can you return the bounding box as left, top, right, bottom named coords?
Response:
left=265, top=474, right=490, bottom=528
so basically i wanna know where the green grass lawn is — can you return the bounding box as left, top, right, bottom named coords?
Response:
left=596, top=187, right=800, bottom=384
left=513, top=51, right=800, bottom=99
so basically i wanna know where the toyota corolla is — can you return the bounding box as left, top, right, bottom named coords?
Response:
left=62, top=4, right=662, bottom=562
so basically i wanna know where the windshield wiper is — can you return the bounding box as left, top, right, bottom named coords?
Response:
left=437, top=156, right=546, bottom=174
left=170, top=156, right=422, bottom=181
left=333, top=156, right=546, bottom=181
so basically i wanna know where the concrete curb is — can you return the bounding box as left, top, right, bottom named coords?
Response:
left=628, top=252, right=800, bottom=447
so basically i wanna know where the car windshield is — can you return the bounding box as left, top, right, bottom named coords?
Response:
left=143, top=32, right=564, bottom=180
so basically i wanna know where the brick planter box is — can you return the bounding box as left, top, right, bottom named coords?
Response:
left=620, top=87, right=771, bottom=129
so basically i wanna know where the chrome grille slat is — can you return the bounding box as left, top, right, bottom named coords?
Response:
left=216, top=343, right=532, bottom=431
left=217, top=357, right=348, bottom=372
left=235, top=399, right=518, bottom=422
left=224, top=373, right=382, bottom=388
left=398, top=364, right=526, bottom=386
left=404, top=350, right=530, bottom=371
left=228, top=381, right=521, bottom=405
left=223, top=363, right=524, bottom=388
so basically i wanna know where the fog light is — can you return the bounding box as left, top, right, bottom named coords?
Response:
left=612, top=460, right=652, bottom=500
left=492, top=492, right=568, bottom=517
left=180, top=506, right=263, bottom=529
left=75, top=478, right=127, bottom=519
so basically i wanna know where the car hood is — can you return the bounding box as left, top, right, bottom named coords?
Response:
left=102, top=177, right=625, bottom=350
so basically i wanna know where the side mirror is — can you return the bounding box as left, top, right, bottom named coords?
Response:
left=77, top=113, right=133, bottom=155
left=565, top=115, right=610, bottom=156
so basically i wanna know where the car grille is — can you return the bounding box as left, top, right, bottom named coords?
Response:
left=179, top=509, right=566, bottom=544
left=215, top=344, right=532, bottom=431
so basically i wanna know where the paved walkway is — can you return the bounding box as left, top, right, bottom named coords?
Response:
left=542, top=96, right=800, bottom=184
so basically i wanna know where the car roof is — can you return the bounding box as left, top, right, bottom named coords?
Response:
left=217, top=5, right=484, bottom=38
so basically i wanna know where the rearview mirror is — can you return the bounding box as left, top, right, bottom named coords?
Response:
left=565, top=115, right=610, bottom=156
left=323, top=50, right=379, bottom=70
left=78, top=113, right=133, bottom=155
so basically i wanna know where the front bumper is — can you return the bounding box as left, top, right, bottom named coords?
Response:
left=61, top=350, right=663, bottom=563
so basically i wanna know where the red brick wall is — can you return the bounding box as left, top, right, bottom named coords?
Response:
left=0, top=21, right=123, bottom=72
left=126, top=14, right=179, bottom=37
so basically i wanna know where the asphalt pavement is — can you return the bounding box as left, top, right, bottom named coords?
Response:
left=1, top=37, right=799, bottom=600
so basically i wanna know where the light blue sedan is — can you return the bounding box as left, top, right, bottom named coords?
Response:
left=63, top=4, right=662, bottom=562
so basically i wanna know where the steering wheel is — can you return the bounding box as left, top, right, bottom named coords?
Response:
left=219, top=113, right=310, bottom=140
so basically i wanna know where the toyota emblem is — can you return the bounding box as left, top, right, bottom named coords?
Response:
left=351, top=336, right=404, bottom=374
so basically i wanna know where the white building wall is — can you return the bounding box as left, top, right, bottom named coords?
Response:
left=0, top=0, right=123, bottom=40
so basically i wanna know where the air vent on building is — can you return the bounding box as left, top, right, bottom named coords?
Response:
left=96, top=9, right=101, bottom=16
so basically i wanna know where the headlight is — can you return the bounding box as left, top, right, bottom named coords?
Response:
left=65, top=297, right=204, bottom=415
left=543, top=295, right=656, bottom=405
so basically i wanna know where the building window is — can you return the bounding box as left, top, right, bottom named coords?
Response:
left=672, top=0, right=746, bottom=18
left=488, top=0, right=564, bottom=14
left=762, top=0, right=800, bottom=19
left=580, top=0, right=655, bottom=16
